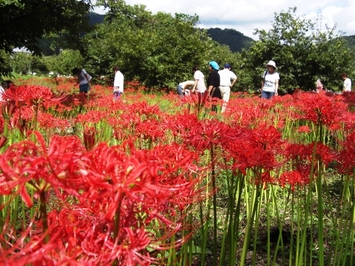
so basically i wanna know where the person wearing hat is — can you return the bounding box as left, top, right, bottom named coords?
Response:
left=207, top=61, right=221, bottom=112
left=191, top=65, right=207, bottom=94
left=219, top=63, right=237, bottom=113
left=261, top=60, right=279, bottom=99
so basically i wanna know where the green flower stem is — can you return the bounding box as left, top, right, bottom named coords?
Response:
left=240, top=168, right=262, bottom=266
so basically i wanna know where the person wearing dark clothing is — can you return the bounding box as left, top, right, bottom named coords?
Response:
left=207, top=61, right=221, bottom=112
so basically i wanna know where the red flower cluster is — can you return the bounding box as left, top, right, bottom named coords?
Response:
left=0, top=132, right=205, bottom=265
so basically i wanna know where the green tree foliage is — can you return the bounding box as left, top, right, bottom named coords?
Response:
left=241, top=7, right=355, bottom=93
left=9, top=52, right=33, bottom=75
left=0, top=0, right=93, bottom=76
left=43, top=50, right=85, bottom=76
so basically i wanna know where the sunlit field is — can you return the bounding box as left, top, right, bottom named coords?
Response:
left=1, top=76, right=355, bottom=266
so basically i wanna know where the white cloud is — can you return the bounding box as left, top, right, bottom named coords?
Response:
left=95, top=0, right=355, bottom=39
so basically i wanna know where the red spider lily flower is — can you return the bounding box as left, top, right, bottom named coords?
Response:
left=83, top=126, right=97, bottom=151
left=0, top=136, right=7, bottom=149
left=294, top=92, right=347, bottom=128
left=77, top=141, right=203, bottom=258
left=0, top=132, right=87, bottom=207
left=20, top=141, right=204, bottom=265
left=221, top=124, right=285, bottom=175
left=159, top=112, right=200, bottom=143
left=281, top=141, right=336, bottom=187
left=184, top=119, right=232, bottom=154
left=0, top=217, right=64, bottom=266
left=36, top=112, right=71, bottom=131
left=130, top=101, right=163, bottom=118
left=297, top=125, right=311, bottom=133
left=278, top=170, right=309, bottom=190
left=252, top=123, right=283, bottom=148
left=75, top=110, right=109, bottom=124
left=135, top=119, right=166, bottom=144
left=285, top=141, right=336, bottom=167
left=181, top=91, right=209, bottom=113
left=1, top=100, right=16, bottom=120
left=336, top=131, right=355, bottom=174
left=3, top=85, right=67, bottom=110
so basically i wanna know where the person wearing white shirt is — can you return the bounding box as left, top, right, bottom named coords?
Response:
left=218, top=63, right=237, bottom=113
left=191, top=65, right=206, bottom=94
left=0, top=80, right=13, bottom=102
left=113, top=66, right=124, bottom=99
left=177, top=80, right=194, bottom=97
left=342, top=73, right=352, bottom=92
left=261, top=60, right=280, bottom=99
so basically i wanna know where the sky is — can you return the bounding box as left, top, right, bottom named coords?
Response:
left=94, top=0, right=355, bottom=39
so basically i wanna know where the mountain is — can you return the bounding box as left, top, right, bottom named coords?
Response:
left=89, top=12, right=105, bottom=25
left=207, top=28, right=254, bottom=53
left=343, top=35, right=355, bottom=48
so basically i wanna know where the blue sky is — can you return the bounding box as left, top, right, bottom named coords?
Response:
left=95, top=0, right=355, bottom=39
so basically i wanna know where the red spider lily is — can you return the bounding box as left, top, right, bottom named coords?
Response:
left=0, top=136, right=7, bottom=149
left=278, top=169, right=309, bottom=190
left=221, top=124, right=285, bottom=175
left=225, top=97, right=273, bottom=128
left=83, top=126, right=97, bottom=151
left=3, top=85, right=67, bottom=110
left=160, top=112, right=200, bottom=143
left=135, top=119, right=166, bottom=144
left=66, top=141, right=205, bottom=264
left=0, top=132, right=87, bottom=208
left=284, top=142, right=336, bottom=167
left=187, top=91, right=209, bottom=111
left=0, top=217, right=65, bottom=266
left=183, top=118, right=231, bottom=154
left=1, top=100, right=16, bottom=120
left=75, top=110, right=109, bottom=124
left=294, top=92, right=347, bottom=128
left=1, top=133, right=204, bottom=265
left=130, top=101, right=162, bottom=118
left=252, top=123, right=283, bottom=148
left=281, top=141, right=336, bottom=187
left=336, top=131, right=355, bottom=174
left=297, top=125, right=311, bottom=133
left=36, top=112, right=71, bottom=131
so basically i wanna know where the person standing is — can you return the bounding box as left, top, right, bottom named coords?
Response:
left=72, top=68, right=91, bottom=93
left=218, top=63, right=237, bottom=113
left=191, top=65, right=207, bottom=94
left=113, top=66, right=124, bottom=99
left=261, top=60, right=279, bottom=99
left=342, top=73, right=352, bottom=92
left=207, top=61, right=221, bottom=112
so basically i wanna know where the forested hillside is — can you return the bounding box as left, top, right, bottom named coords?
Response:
left=344, top=35, right=355, bottom=48
left=207, top=28, right=254, bottom=52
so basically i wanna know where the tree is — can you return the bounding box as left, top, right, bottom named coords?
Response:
left=0, top=0, right=93, bottom=76
left=241, top=7, right=355, bottom=93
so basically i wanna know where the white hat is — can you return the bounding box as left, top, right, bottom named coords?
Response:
left=266, top=60, right=276, bottom=69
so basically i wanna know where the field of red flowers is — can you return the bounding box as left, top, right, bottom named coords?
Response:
left=1, top=76, right=355, bottom=266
